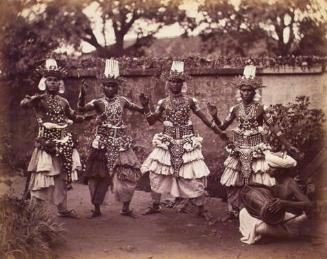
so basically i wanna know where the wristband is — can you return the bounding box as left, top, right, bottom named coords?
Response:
left=276, top=131, right=283, bottom=137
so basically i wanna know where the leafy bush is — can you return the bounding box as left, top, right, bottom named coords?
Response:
left=265, top=96, right=325, bottom=177
left=0, top=195, right=64, bottom=259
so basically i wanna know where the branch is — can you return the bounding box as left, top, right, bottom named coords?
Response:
left=122, top=10, right=138, bottom=35
left=112, top=19, right=119, bottom=37
left=81, top=29, right=102, bottom=48
left=124, top=34, right=156, bottom=55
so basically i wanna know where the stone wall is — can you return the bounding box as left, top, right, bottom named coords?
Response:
left=2, top=64, right=326, bottom=195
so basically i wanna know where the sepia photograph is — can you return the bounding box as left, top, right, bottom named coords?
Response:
left=0, top=0, right=326, bottom=258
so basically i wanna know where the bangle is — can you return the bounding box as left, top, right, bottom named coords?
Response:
left=276, top=131, right=283, bottom=137
left=144, top=112, right=152, bottom=118
left=210, top=120, right=216, bottom=129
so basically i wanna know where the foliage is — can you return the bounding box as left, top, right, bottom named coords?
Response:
left=77, top=0, right=189, bottom=57
left=198, top=0, right=327, bottom=56
left=0, top=195, right=64, bottom=259
left=48, top=55, right=327, bottom=72
left=0, top=0, right=192, bottom=83
left=265, top=96, right=325, bottom=168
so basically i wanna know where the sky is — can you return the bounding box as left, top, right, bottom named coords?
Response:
left=53, top=0, right=326, bottom=54
left=78, top=0, right=244, bottom=53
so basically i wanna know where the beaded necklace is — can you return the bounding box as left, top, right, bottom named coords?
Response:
left=165, top=95, right=190, bottom=126
left=103, top=96, right=123, bottom=126
left=238, top=102, right=259, bottom=130
left=45, top=94, right=66, bottom=123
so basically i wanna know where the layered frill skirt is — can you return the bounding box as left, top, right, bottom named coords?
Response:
left=220, top=150, right=297, bottom=187
left=141, top=133, right=210, bottom=198
left=27, top=148, right=81, bottom=204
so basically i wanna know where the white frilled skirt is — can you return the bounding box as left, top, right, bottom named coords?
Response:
left=141, top=133, right=210, bottom=198
left=27, top=148, right=81, bottom=203
left=220, top=150, right=297, bottom=187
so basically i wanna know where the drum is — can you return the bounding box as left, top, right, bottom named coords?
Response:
left=240, top=185, right=285, bottom=225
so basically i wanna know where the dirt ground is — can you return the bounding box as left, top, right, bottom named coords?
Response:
left=2, top=176, right=327, bottom=259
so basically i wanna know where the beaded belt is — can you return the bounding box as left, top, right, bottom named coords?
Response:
left=233, top=131, right=263, bottom=148
left=96, top=125, right=127, bottom=138
left=39, top=126, right=67, bottom=140
left=37, top=125, right=74, bottom=186
left=163, top=125, right=194, bottom=139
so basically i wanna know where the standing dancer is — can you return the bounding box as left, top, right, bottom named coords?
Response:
left=207, top=63, right=300, bottom=221
left=78, top=59, right=144, bottom=218
left=21, top=58, right=88, bottom=218
left=139, top=61, right=228, bottom=219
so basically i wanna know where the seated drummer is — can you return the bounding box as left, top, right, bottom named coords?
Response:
left=239, top=167, right=314, bottom=244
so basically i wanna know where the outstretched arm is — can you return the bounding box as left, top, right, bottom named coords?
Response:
left=64, top=99, right=94, bottom=123
left=122, top=97, right=144, bottom=114
left=139, top=94, right=163, bottom=125
left=207, top=103, right=236, bottom=130
left=77, top=80, right=97, bottom=113
left=192, top=98, right=229, bottom=141
left=20, top=94, right=45, bottom=109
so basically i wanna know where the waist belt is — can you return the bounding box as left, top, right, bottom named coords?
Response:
left=163, top=125, right=194, bottom=139
left=37, top=125, right=74, bottom=185
left=38, top=126, right=67, bottom=140
left=233, top=131, right=263, bottom=148
left=97, top=125, right=127, bottom=138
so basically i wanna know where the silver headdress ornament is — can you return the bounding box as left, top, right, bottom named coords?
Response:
left=37, top=58, right=66, bottom=93
left=46, top=58, right=58, bottom=70
left=243, top=64, right=256, bottom=79
left=171, top=60, right=184, bottom=74
left=97, top=58, right=124, bottom=84
left=231, top=63, right=264, bottom=90
left=161, top=60, right=190, bottom=82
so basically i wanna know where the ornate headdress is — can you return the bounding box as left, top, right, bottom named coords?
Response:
left=36, top=58, right=66, bottom=93
left=36, top=58, right=67, bottom=78
left=161, top=60, right=190, bottom=82
left=96, top=59, right=124, bottom=84
left=231, top=63, right=264, bottom=90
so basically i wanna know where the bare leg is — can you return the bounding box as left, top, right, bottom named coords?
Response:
left=220, top=187, right=240, bottom=222
left=122, top=201, right=130, bottom=212
left=142, top=191, right=161, bottom=215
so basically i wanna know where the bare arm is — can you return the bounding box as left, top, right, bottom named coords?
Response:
left=77, top=80, right=97, bottom=113
left=192, top=98, right=229, bottom=141
left=139, top=94, right=164, bottom=125
left=64, top=99, right=93, bottom=123
left=207, top=103, right=236, bottom=130
left=20, top=94, right=45, bottom=109
left=122, top=97, right=144, bottom=114
left=270, top=179, right=312, bottom=214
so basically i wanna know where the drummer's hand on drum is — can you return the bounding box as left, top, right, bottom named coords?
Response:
left=268, top=198, right=284, bottom=213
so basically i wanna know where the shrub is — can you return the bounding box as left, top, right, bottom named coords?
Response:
left=265, top=96, right=325, bottom=179
left=0, top=195, right=64, bottom=259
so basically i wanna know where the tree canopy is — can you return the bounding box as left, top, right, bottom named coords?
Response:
left=198, top=0, right=327, bottom=56
left=0, top=0, right=326, bottom=77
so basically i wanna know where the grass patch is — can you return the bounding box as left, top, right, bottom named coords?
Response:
left=0, top=195, right=64, bottom=259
